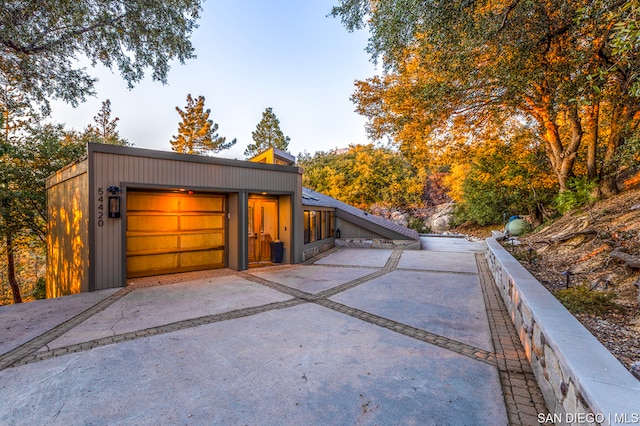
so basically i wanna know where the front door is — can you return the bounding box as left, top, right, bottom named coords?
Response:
left=248, top=197, right=278, bottom=263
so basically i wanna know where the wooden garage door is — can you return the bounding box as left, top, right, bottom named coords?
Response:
left=126, top=191, right=225, bottom=278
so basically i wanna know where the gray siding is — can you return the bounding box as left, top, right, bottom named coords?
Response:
left=336, top=218, right=387, bottom=240
left=88, top=144, right=302, bottom=290
left=46, top=160, right=90, bottom=297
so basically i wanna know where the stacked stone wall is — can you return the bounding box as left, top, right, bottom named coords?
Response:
left=486, top=238, right=640, bottom=426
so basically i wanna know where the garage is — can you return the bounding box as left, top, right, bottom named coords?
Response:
left=126, top=191, right=226, bottom=278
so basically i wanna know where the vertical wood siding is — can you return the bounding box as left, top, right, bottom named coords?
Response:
left=89, top=146, right=301, bottom=290
left=46, top=161, right=89, bottom=297
left=336, top=219, right=386, bottom=240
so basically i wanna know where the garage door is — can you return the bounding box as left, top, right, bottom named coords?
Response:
left=126, top=191, right=225, bottom=278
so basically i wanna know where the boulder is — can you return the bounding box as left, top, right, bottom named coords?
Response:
left=390, top=211, right=409, bottom=228
left=429, top=203, right=454, bottom=233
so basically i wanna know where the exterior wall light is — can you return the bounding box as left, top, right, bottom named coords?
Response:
left=106, top=186, right=121, bottom=218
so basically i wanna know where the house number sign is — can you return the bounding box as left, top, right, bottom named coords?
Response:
left=97, top=187, right=105, bottom=227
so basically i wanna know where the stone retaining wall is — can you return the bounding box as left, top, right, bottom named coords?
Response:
left=486, top=237, right=640, bottom=426
left=302, top=242, right=334, bottom=261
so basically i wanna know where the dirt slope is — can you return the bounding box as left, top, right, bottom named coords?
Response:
left=511, top=187, right=640, bottom=373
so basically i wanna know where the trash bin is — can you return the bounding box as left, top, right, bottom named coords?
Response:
left=270, top=241, right=284, bottom=263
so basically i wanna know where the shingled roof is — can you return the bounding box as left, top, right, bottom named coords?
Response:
left=302, top=187, right=419, bottom=241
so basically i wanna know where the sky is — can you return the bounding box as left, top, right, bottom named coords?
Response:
left=48, top=1, right=378, bottom=160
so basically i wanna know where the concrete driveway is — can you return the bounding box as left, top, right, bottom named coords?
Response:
left=0, top=237, right=547, bottom=425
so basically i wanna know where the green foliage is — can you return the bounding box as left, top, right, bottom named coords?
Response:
left=555, top=177, right=597, bottom=214
left=553, top=286, right=621, bottom=316
left=332, top=0, right=640, bottom=194
left=170, top=94, right=236, bottom=155
left=244, top=107, right=290, bottom=158
left=0, top=0, right=202, bottom=111
left=0, top=126, right=85, bottom=304
left=0, top=90, right=85, bottom=303
left=31, top=277, right=46, bottom=300
left=298, top=144, right=424, bottom=210
left=450, top=134, right=558, bottom=226
left=580, top=0, right=640, bottom=97
left=407, top=215, right=430, bottom=233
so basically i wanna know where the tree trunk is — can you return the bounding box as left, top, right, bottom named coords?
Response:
left=599, top=104, right=637, bottom=197
left=6, top=233, right=22, bottom=304
left=586, top=102, right=599, bottom=182
left=530, top=103, right=582, bottom=191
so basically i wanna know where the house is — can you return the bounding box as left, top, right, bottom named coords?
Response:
left=46, top=144, right=419, bottom=298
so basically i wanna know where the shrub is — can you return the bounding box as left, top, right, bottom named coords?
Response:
left=555, top=176, right=597, bottom=214
left=553, top=285, right=621, bottom=316
left=407, top=215, right=430, bottom=233
left=31, top=277, right=46, bottom=300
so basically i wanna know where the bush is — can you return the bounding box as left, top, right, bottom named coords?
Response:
left=407, top=215, right=430, bottom=233
left=447, top=136, right=558, bottom=227
left=553, top=285, right=621, bottom=316
left=555, top=176, right=597, bottom=214
left=31, top=276, right=46, bottom=300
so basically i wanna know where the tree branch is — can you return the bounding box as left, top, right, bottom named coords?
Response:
left=1, top=13, right=127, bottom=56
left=497, top=0, right=521, bottom=33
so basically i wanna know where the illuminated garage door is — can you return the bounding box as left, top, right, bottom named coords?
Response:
left=126, top=191, right=225, bottom=278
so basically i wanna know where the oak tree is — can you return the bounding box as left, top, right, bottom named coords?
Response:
left=332, top=0, right=640, bottom=195
left=0, top=0, right=202, bottom=112
left=1, top=117, right=84, bottom=303
left=299, top=144, right=423, bottom=210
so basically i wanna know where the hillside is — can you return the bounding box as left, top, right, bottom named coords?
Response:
left=507, top=187, right=640, bottom=374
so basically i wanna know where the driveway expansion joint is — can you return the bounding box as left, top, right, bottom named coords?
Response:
left=0, top=286, right=132, bottom=370
left=245, top=247, right=498, bottom=366
left=2, top=244, right=551, bottom=425
left=9, top=298, right=307, bottom=368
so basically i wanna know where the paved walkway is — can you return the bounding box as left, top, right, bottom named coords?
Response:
left=0, top=237, right=547, bottom=425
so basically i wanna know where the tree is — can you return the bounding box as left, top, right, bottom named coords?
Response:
left=0, top=115, right=84, bottom=304
left=0, top=84, right=35, bottom=303
left=244, top=107, right=290, bottom=158
left=170, top=94, right=236, bottom=155
left=298, top=144, right=423, bottom=210
left=0, top=0, right=202, bottom=112
left=332, top=0, right=640, bottom=196
left=80, top=100, right=129, bottom=146
left=445, top=128, right=558, bottom=226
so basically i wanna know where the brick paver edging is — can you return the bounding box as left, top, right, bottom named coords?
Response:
left=1, top=242, right=554, bottom=426
left=8, top=299, right=305, bottom=368
left=476, top=253, right=549, bottom=425
left=0, top=287, right=133, bottom=370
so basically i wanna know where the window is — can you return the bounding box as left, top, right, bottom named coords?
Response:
left=304, top=210, right=310, bottom=243
left=329, top=211, right=335, bottom=237
left=304, top=209, right=335, bottom=244
left=310, top=211, right=317, bottom=243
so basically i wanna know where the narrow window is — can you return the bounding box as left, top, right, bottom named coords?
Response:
left=304, top=210, right=310, bottom=244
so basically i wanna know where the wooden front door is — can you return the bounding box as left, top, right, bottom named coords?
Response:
left=248, top=197, right=278, bottom=263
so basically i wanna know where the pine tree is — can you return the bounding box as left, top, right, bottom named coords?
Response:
left=244, top=107, right=290, bottom=158
left=82, top=100, right=129, bottom=146
left=170, top=94, right=236, bottom=155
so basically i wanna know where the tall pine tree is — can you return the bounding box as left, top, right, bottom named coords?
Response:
left=244, top=107, right=290, bottom=158
left=170, top=94, right=236, bottom=155
left=81, top=100, right=129, bottom=146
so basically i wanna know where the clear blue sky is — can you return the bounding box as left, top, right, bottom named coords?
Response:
left=48, top=1, right=377, bottom=160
